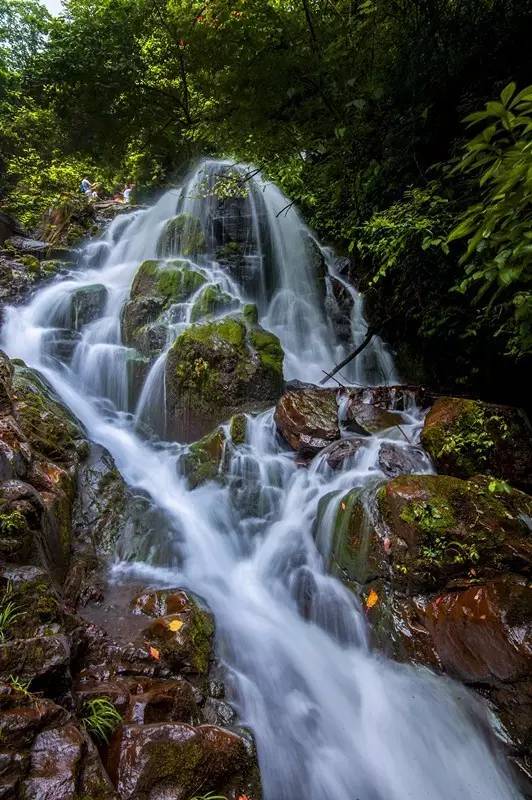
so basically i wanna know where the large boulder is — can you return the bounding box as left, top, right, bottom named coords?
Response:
left=11, top=364, right=86, bottom=468
left=421, top=396, right=532, bottom=490
left=274, top=387, right=339, bottom=455
left=109, top=722, right=249, bottom=800
left=330, top=474, right=532, bottom=594
left=165, top=316, right=283, bottom=441
left=121, top=259, right=205, bottom=357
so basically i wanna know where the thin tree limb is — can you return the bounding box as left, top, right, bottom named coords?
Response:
left=319, top=326, right=377, bottom=385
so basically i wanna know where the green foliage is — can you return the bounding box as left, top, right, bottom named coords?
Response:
left=355, top=185, right=453, bottom=286
left=450, top=83, right=532, bottom=358
left=0, top=582, right=22, bottom=642
left=8, top=674, right=32, bottom=696
left=81, top=697, right=122, bottom=743
left=435, top=407, right=509, bottom=468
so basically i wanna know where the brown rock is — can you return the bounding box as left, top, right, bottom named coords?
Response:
left=274, top=388, right=339, bottom=453
left=110, top=722, right=247, bottom=800
left=0, top=635, right=71, bottom=690
left=345, top=401, right=407, bottom=435
left=423, top=575, right=532, bottom=684
left=319, top=437, right=366, bottom=469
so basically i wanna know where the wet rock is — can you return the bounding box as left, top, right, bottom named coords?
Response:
left=125, top=678, right=199, bottom=726
left=74, top=621, right=165, bottom=684
left=41, top=328, right=82, bottom=365
left=121, top=259, right=205, bottom=356
left=421, top=396, right=532, bottom=490
left=133, top=589, right=215, bottom=676
left=166, top=316, right=283, bottom=442
left=0, top=415, right=32, bottom=480
left=422, top=575, right=532, bottom=684
left=330, top=474, right=532, bottom=594
left=274, top=387, right=339, bottom=454
left=376, top=474, right=532, bottom=592
left=110, top=722, right=247, bottom=800
left=344, top=400, right=407, bottom=435
left=190, top=284, right=238, bottom=322
left=70, top=283, right=108, bottom=330
left=73, top=443, right=132, bottom=554
left=179, top=427, right=228, bottom=489
left=0, top=635, right=70, bottom=690
left=0, top=254, right=38, bottom=312
left=12, top=364, right=86, bottom=468
left=156, top=213, right=206, bottom=258
left=203, top=697, right=237, bottom=727
left=0, top=565, right=61, bottom=639
left=343, top=384, right=430, bottom=411
left=319, top=437, right=365, bottom=469
left=378, top=442, right=428, bottom=478
left=22, top=721, right=117, bottom=800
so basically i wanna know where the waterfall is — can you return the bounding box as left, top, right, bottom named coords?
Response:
left=1, top=159, right=519, bottom=800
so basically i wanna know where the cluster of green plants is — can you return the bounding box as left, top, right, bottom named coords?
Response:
left=0, top=583, right=21, bottom=643
left=435, top=407, right=509, bottom=469
left=80, top=696, right=122, bottom=743
left=401, top=499, right=481, bottom=568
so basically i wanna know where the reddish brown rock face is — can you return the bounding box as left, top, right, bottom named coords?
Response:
left=274, top=388, right=339, bottom=453
left=423, top=576, right=532, bottom=684
left=344, top=401, right=407, bottom=435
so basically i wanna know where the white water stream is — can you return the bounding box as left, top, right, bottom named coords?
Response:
left=1, top=160, right=520, bottom=799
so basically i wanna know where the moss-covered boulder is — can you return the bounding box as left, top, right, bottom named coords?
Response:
left=121, top=259, right=206, bottom=356
left=274, top=387, right=339, bottom=455
left=421, top=396, right=532, bottom=490
left=165, top=316, right=283, bottom=441
left=12, top=364, right=86, bottom=468
left=156, top=213, right=206, bottom=258
left=190, top=284, right=238, bottom=322
left=132, top=588, right=214, bottom=676
left=377, top=474, right=532, bottom=591
left=329, top=474, right=532, bottom=594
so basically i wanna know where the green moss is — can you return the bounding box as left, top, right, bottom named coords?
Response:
left=12, top=365, right=84, bottom=465
left=243, top=303, right=258, bottom=325
left=156, top=213, right=206, bottom=257
left=187, top=605, right=215, bottom=674
left=19, top=255, right=41, bottom=274
left=422, top=398, right=512, bottom=478
left=181, top=427, right=227, bottom=488
left=190, top=284, right=236, bottom=322
left=229, top=413, right=247, bottom=445
left=250, top=327, right=284, bottom=376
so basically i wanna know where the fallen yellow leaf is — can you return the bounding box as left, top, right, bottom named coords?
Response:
left=149, top=646, right=160, bottom=660
left=341, top=502, right=346, bottom=511
left=366, top=589, right=379, bottom=610
left=168, top=619, right=184, bottom=633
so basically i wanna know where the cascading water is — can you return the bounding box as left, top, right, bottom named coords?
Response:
left=1, top=159, right=520, bottom=799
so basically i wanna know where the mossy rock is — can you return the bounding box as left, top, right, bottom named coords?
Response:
left=165, top=316, right=284, bottom=441
left=70, top=284, right=108, bottom=330
left=421, top=397, right=532, bottom=490
left=376, top=473, right=532, bottom=592
left=229, top=413, right=248, bottom=445
left=121, top=259, right=206, bottom=355
left=190, top=284, right=238, bottom=322
left=242, top=303, right=258, bottom=326
left=12, top=365, right=86, bottom=466
left=180, top=427, right=228, bottom=489
left=156, top=213, right=206, bottom=258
